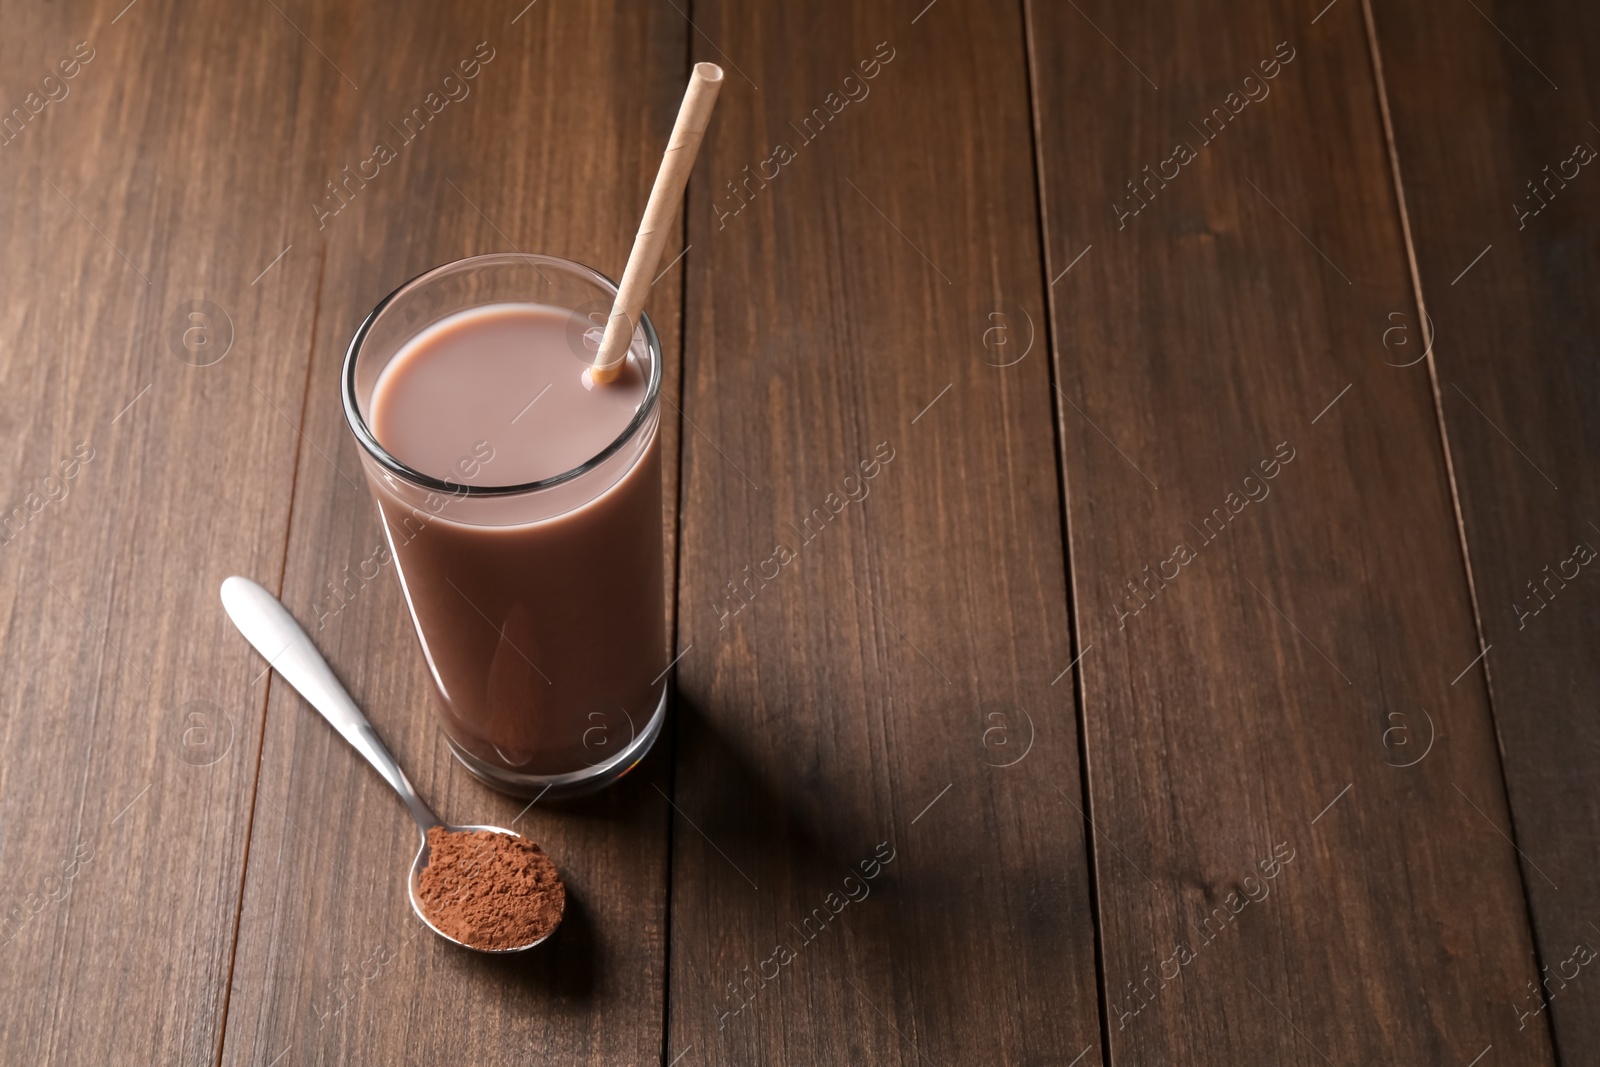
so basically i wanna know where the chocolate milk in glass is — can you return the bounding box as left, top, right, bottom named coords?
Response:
left=345, top=265, right=667, bottom=798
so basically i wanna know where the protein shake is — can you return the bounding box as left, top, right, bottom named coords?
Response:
left=343, top=255, right=667, bottom=797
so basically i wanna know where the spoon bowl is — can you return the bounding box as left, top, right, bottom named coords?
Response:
left=220, top=575, right=559, bottom=954
left=407, top=822, right=560, bottom=953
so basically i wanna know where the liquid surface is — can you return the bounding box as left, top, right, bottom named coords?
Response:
left=371, top=302, right=646, bottom=485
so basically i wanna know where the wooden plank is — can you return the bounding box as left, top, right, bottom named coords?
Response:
left=667, top=4, right=1104, bottom=1065
left=217, top=2, right=686, bottom=1064
left=0, top=1, right=326, bottom=1064
left=1027, top=0, right=1557, bottom=1062
left=1365, top=0, right=1600, bottom=1053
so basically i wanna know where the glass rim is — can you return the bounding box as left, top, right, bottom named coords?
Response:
left=341, top=251, right=663, bottom=499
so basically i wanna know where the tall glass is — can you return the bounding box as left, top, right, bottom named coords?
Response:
left=342, top=253, right=667, bottom=798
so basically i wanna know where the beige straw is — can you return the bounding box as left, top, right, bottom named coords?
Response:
left=590, top=62, right=725, bottom=384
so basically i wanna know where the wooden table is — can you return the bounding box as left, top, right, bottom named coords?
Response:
left=2, top=0, right=1593, bottom=1063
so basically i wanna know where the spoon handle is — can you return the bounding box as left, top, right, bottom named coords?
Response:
left=220, top=575, right=441, bottom=834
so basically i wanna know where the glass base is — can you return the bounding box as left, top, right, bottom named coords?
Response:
left=444, top=684, right=668, bottom=800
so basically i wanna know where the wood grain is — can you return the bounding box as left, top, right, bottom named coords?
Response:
left=1027, top=0, right=1557, bottom=1061
left=4, top=0, right=1595, bottom=1062
left=666, top=2, right=1105, bottom=1064
left=1366, top=0, right=1600, bottom=1053
left=0, top=0, right=327, bottom=1063
left=215, top=2, right=686, bottom=1065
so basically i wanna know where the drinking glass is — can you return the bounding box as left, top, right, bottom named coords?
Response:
left=342, top=253, right=667, bottom=798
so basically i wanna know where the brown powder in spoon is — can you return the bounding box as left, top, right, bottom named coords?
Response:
left=416, top=827, right=565, bottom=950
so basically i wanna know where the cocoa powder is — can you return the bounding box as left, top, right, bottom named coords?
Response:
left=416, top=827, right=565, bottom=950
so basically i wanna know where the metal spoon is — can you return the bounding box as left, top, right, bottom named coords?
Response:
left=219, top=575, right=558, bottom=953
